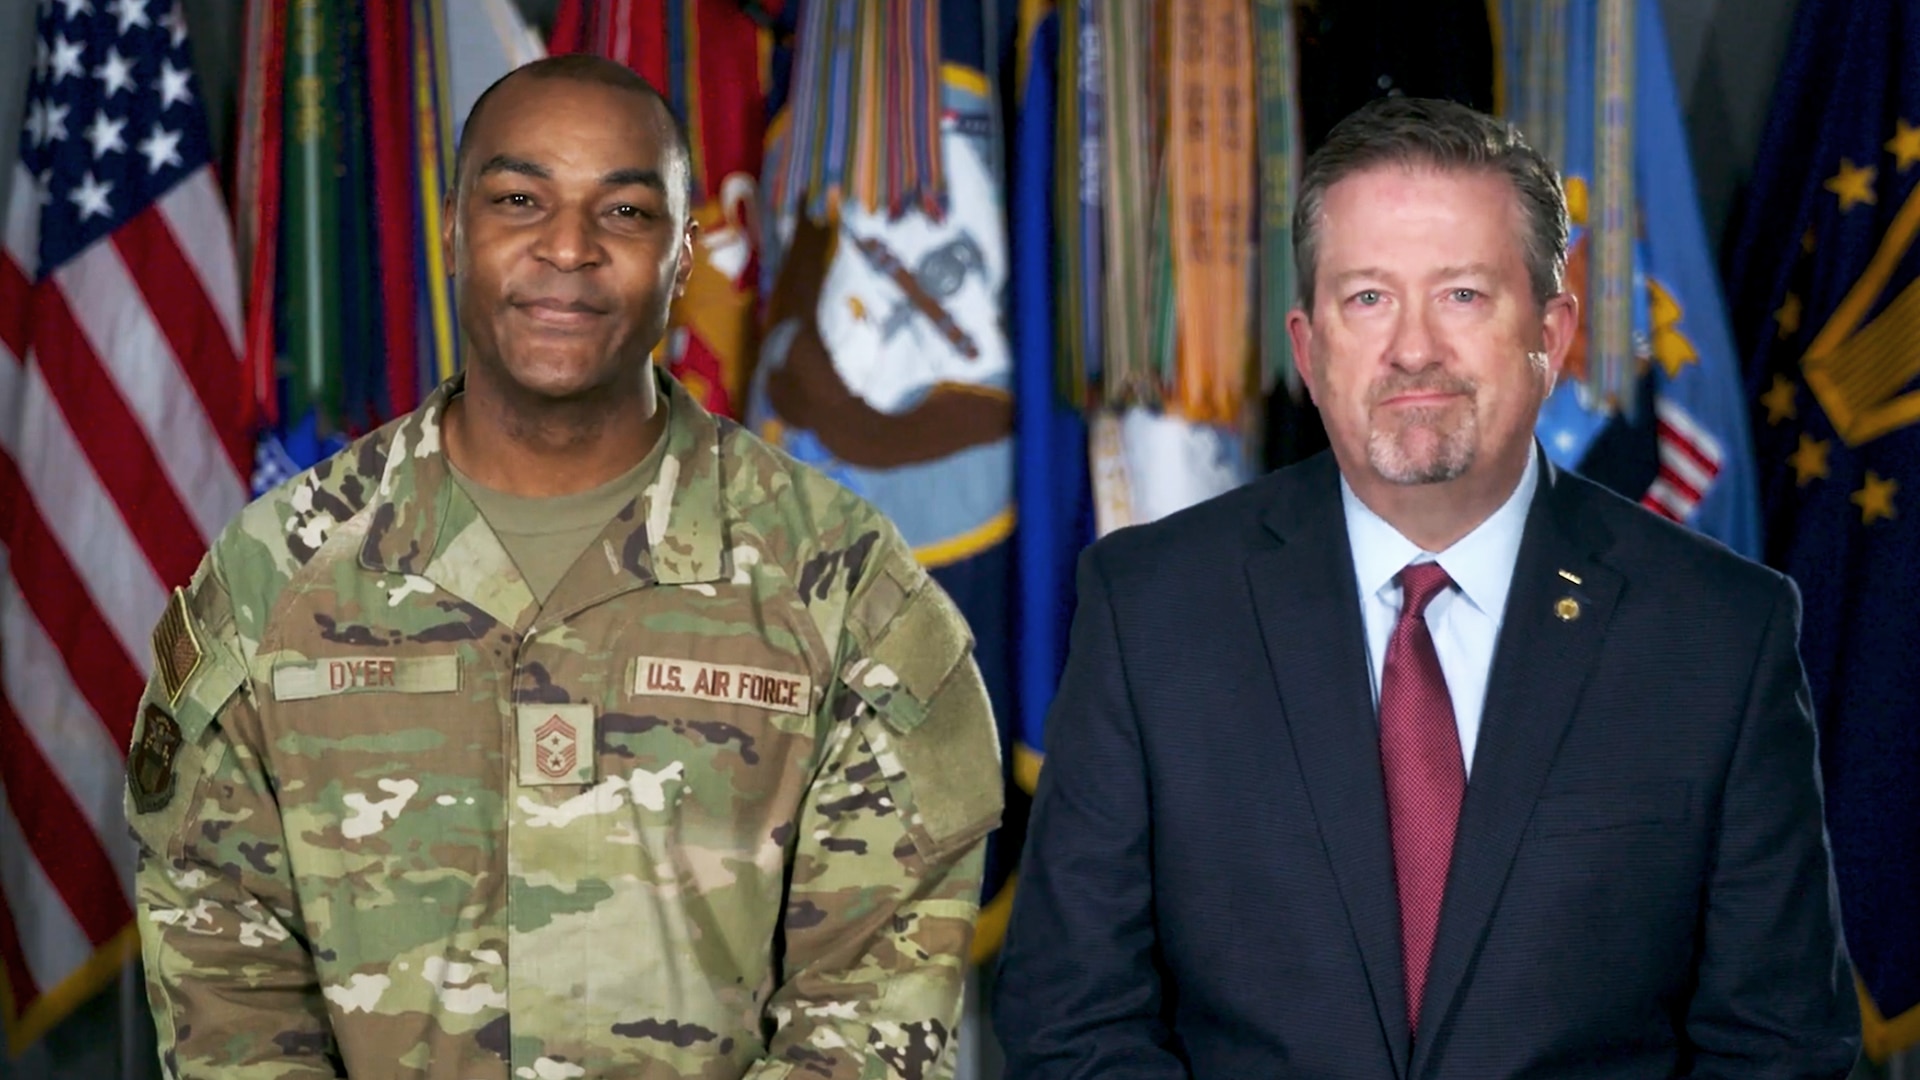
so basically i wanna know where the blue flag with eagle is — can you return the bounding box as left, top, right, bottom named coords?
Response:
left=1723, top=0, right=1920, bottom=1060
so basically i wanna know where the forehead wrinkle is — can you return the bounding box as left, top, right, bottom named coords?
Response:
left=476, top=154, right=549, bottom=181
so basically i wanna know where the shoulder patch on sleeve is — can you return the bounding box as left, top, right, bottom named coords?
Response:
left=128, top=570, right=248, bottom=823
left=153, top=588, right=203, bottom=707
left=129, top=702, right=185, bottom=814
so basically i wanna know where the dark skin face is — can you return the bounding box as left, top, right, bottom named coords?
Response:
left=440, top=76, right=695, bottom=497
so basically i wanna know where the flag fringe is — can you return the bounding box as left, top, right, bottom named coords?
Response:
left=1, top=925, right=139, bottom=1060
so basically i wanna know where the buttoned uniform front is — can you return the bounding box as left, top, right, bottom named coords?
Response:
left=125, top=369, right=1004, bottom=1080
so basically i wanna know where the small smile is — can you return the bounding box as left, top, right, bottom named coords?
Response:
left=512, top=298, right=608, bottom=328
left=1379, top=390, right=1466, bottom=408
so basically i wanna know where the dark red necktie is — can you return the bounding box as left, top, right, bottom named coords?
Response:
left=1378, top=561, right=1465, bottom=1035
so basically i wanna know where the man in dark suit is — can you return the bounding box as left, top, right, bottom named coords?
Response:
left=993, top=97, right=1860, bottom=1079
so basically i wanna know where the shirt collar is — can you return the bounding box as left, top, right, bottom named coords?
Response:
left=1340, top=445, right=1539, bottom=618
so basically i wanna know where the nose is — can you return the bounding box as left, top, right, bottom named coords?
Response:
left=1387, top=301, right=1440, bottom=371
left=529, top=203, right=604, bottom=272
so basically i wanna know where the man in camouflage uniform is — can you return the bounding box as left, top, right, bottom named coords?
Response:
left=126, top=55, right=1003, bottom=1079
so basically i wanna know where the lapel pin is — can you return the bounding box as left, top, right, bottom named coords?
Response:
left=1557, top=569, right=1584, bottom=585
left=1555, top=596, right=1581, bottom=621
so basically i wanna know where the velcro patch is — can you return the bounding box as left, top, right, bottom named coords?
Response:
left=272, top=656, right=460, bottom=701
left=871, top=583, right=971, bottom=704
left=845, top=580, right=974, bottom=735
left=886, top=669, right=1004, bottom=858
left=128, top=703, right=184, bottom=813
left=517, top=703, right=596, bottom=786
left=151, top=588, right=203, bottom=707
left=631, top=655, right=814, bottom=715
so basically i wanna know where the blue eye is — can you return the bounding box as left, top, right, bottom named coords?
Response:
left=1354, top=290, right=1382, bottom=306
left=1451, top=288, right=1480, bottom=302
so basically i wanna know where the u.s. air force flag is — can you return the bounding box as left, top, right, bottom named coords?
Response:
left=1524, top=0, right=1760, bottom=560
left=1723, top=0, right=1920, bottom=1060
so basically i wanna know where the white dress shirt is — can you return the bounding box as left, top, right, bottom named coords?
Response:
left=1339, top=449, right=1538, bottom=778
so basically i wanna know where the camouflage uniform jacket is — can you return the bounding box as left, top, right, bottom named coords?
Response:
left=126, top=371, right=1004, bottom=1080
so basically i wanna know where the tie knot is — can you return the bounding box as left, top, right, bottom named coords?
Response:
left=1397, top=562, right=1454, bottom=617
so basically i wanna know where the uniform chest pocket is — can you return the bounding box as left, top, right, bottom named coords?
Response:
left=596, top=654, right=822, bottom=827
left=271, top=655, right=462, bottom=700
left=591, top=655, right=807, bottom=781
left=628, top=655, right=816, bottom=719
left=262, top=651, right=494, bottom=854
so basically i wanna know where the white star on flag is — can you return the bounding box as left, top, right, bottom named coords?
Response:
left=56, top=0, right=94, bottom=19
left=93, top=46, right=136, bottom=98
left=49, top=34, right=86, bottom=83
left=67, top=170, right=113, bottom=219
left=161, top=3, right=187, bottom=47
left=84, top=111, right=128, bottom=159
left=136, top=123, right=182, bottom=174
left=37, top=101, right=72, bottom=145
left=156, top=59, right=192, bottom=110
left=107, top=0, right=150, bottom=34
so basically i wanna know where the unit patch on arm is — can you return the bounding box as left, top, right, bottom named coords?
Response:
left=128, top=703, right=184, bottom=814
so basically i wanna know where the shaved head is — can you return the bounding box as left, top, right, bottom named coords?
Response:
left=454, top=54, right=692, bottom=218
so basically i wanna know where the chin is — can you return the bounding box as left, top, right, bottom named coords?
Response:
left=1366, top=427, right=1478, bottom=486
left=502, top=358, right=589, bottom=392
left=492, top=347, right=623, bottom=400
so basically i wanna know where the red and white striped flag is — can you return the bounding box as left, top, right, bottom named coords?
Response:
left=1640, top=395, right=1726, bottom=526
left=0, top=0, right=250, bottom=1052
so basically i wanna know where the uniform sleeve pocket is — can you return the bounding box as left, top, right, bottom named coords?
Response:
left=842, top=573, right=972, bottom=732
left=842, top=580, right=1003, bottom=861
left=879, top=668, right=1004, bottom=859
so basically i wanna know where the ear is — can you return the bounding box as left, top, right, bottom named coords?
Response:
left=1538, top=289, right=1578, bottom=390
left=442, top=191, right=458, bottom=278
left=672, top=220, right=698, bottom=299
left=1286, top=307, right=1319, bottom=403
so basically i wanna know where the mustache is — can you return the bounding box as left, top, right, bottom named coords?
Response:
left=1368, top=371, right=1477, bottom=407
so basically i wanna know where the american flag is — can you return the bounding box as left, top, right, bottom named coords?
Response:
left=1640, top=396, right=1726, bottom=526
left=0, top=0, right=249, bottom=1051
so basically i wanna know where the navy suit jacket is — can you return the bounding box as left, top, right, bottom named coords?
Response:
left=994, top=450, right=1860, bottom=1079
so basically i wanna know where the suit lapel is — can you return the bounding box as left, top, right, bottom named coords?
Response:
left=1245, top=456, right=1411, bottom=1077
left=1409, top=461, right=1623, bottom=1078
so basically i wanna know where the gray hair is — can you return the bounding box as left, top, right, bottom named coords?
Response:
left=1292, top=96, right=1569, bottom=311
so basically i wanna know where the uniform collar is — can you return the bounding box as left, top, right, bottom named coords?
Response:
left=357, top=367, right=730, bottom=592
